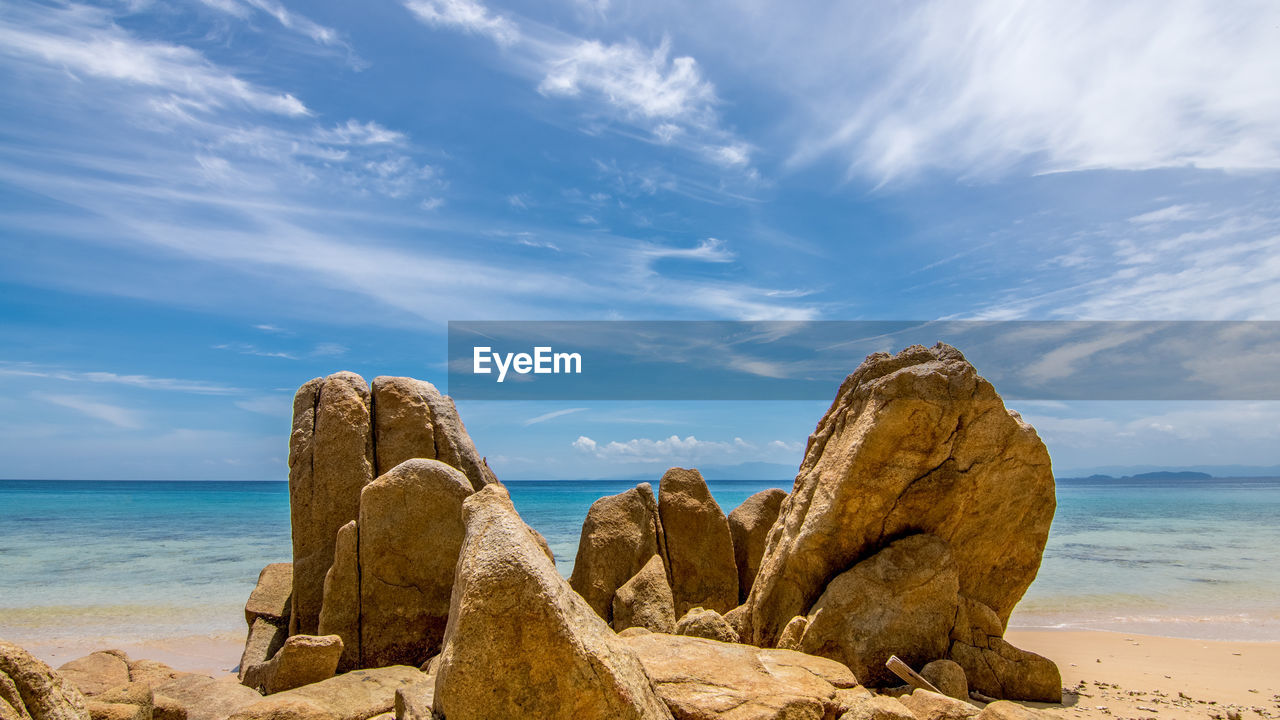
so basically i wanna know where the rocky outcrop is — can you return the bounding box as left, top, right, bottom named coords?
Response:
left=230, top=667, right=423, bottom=720
left=58, top=651, right=130, bottom=697
left=569, top=483, right=666, bottom=623
left=1, top=641, right=90, bottom=720
left=744, top=345, right=1055, bottom=648
left=239, top=564, right=292, bottom=684
left=612, top=554, right=676, bottom=634
left=948, top=598, right=1061, bottom=702
left=794, top=534, right=960, bottom=687
left=433, top=484, right=673, bottom=720
left=289, top=373, right=495, bottom=639
left=727, top=489, right=787, bottom=604
left=622, top=632, right=859, bottom=720
left=153, top=676, right=261, bottom=720
left=674, top=608, right=740, bottom=644
left=659, top=468, right=738, bottom=616
left=242, top=635, right=343, bottom=695
left=289, top=373, right=375, bottom=636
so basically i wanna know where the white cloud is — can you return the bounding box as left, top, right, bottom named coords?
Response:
left=785, top=0, right=1280, bottom=182
left=0, top=364, right=242, bottom=394
left=0, top=5, right=308, bottom=117
left=523, top=407, right=587, bottom=426
left=572, top=433, right=803, bottom=464
left=40, top=394, right=142, bottom=428
left=539, top=38, right=715, bottom=123
left=403, top=0, right=519, bottom=46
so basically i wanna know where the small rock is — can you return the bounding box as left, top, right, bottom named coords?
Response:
left=675, top=607, right=740, bottom=643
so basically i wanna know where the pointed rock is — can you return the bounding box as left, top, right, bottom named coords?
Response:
left=727, top=488, right=787, bottom=604
left=659, top=468, right=738, bottom=615
left=373, top=378, right=496, bottom=491
left=434, top=484, right=673, bottom=720
left=569, top=483, right=666, bottom=623
left=612, top=554, right=676, bottom=634
left=317, top=521, right=360, bottom=672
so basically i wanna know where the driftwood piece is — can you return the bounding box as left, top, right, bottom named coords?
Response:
left=886, top=655, right=943, bottom=695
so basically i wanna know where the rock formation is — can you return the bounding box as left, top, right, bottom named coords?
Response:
left=674, top=608, right=740, bottom=644
left=239, top=564, right=292, bottom=683
left=569, top=483, right=666, bottom=623
left=316, top=521, right=359, bottom=671
left=229, top=667, right=425, bottom=720
left=57, top=651, right=130, bottom=697
left=289, top=373, right=494, bottom=638
left=242, top=634, right=343, bottom=695
left=1, top=640, right=90, bottom=720
left=433, top=484, right=673, bottom=720
left=622, top=632, right=859, bottom=720
left=612, top=554, right=676, bottom=634
left=727, top=488, right=787, bottom=604
left=658, top=468, right=738, bottom=616
left=948, top=598, right=1060, bottom=702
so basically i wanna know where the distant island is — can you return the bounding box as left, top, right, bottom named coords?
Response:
left=1059, top=471, right=1213, bottom=482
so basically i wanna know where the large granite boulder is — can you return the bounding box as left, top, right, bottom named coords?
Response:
left=743, top=344, right=1055, bottom=647
left=317, top=521, right=360, bottom=671
left=289, top=372, right=375, bottom=636
left=948, top=598, right=1061, bottom=702
left=58, top=651, right=130, bottom=697
left=358, top=459, right=473, bottom=668
left=795, top=534, right=959, bottom=687
left=370, top=377, right=496, bottom=490
left=612, top=554, right=676, bottom=634
left=621, top=632, right=859, bottom=720
left=727, top=489, right=787, bottom=604
left=1, top=640, right=90, bottom=720
left=658, top=468, right=738, bottom=616
left=433, top=484, right=673, bottom=720
left=569, top=483, right=666, bottom=623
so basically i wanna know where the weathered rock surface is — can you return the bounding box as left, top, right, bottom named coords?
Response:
left=238, top=619, right=286, bottom=684
left=359, top=459, right=473, bottom=668
left=898, top=689, right=979, bottom=720
left=796, top=534, right=960, bottom=687
left=727, top=488, right=787, bottom=604
left=245, top=564, right=292, bottom=627
left=743, top=344, right=1055, bottom=647
left=244, top=635, right=342, bottom=695
left=921, top=660, right=968, bottom=702
left=58, top=651, right=130, bottom=697
left=976, top=701, right=1046, bottom=720
left=1, top=640, right=90, bottom=720
left=838, top=693, right=917, bottom=720
left=125, top=661, right=184, bottom=692
left=612, top=554, right=676, bottom=634
left=948, top=599, right=1060, bottom=703
left=776, top=615, right=808, bottom=651
left=622, top=632, right=858, bottom=720
left=88, top=684, right=152, bottom=720
left=370, top=377, right=496, bottom=491
left=232, top=667, right=423, bottom=720
left=434, top=484, right=673, bottom=720
left=290, top=372, right=374, bottom=636
left=659, top=468, right=738, bottom=616
left=226, top=698, right=336, bottom=720
left=153, top=676, right=261, bottom=720
left=674, top=608, right=740, bottom=644
left=317, top=521, right=360, bottom=672
left=569, top=483, right=666, bottom=623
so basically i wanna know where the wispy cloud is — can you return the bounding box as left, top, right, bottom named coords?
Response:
left=0, top=363, right=242, bottom=395
left=403, top=0, right=519, bottom=46
left=522, top=407, right=587, bottom=425
left=39, top=393, right=142, bottom=428
left=571, top=433, right=798, bottom=464
left=196, top=0, right=365, bottom=67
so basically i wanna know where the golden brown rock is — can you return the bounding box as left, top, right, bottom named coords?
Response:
left=569, top=483, right=666, bottom=623
left=948, top=599, right=1060, bottom=703
left=658, top=468, right=738, bottom=616
left=744, top=344, right=1055, bottom=646
left=289, top=373, right=374, bottom=636
left=226, top=698, right=336, bottom=720
left=921, top=660, right=968, bottom=702
left=244, top=564, right=292, bottom=627
left=372, top=377, right=496, bottom=491
left=898, top=689, right=979, bottom=720
left=1, top=640, right=91, bottom=720
left=434, top=484, right=673, bottom=720
left=622, top=632, right=858, bottom=720
left=244, top=635, right=342, bottom=695
left=796, top=534, right=959, bottom=687
left=317, top=520, right=360, bottom=672
left=238, top=619, right=286, bottom=684
left=776, top=615, right=809, bottom=651
left=125, top=661, right=184, bottom=692
left=674, top=607, right=740, bottom=644
left=58, top=651, right=130, bottom=697
left=727, top=488, right=787, bottom=603
left=90, top=684, right=151, bottom=720
left=358, top=459, right=473, bottom=668
left=612, top=554, right=676, bottom=634
left=150, top=696, right=184, bottom=720
left=837, top=693, right=917, bottom=720
left=976, top=701, right=1047, bottom=720
left=152, top=675, right=261, bottom=720
left=233, top=667, right=422, bottom=720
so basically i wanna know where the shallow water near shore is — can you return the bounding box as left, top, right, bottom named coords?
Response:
left=1, top=476, right=1278, bottom=646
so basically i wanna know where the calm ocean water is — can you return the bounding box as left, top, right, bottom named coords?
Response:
left=1, top=477, right=1277, bottom=645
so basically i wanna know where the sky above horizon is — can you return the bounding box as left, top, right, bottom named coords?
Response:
left=2, top=0, right=1279, bottom=480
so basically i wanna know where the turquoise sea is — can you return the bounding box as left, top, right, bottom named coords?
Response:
left=1, top=477, right=1278, bottom=647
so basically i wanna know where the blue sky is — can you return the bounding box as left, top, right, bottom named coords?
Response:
left=1, top=0, right=1278, bottom=480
